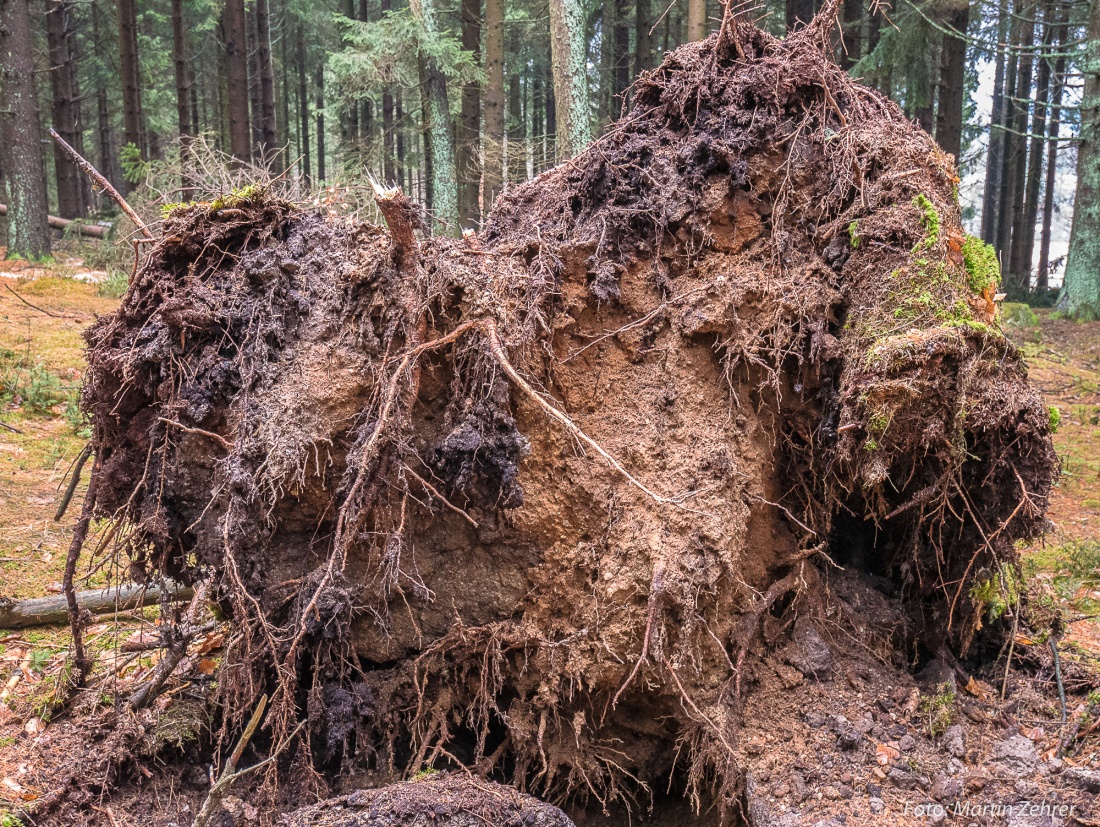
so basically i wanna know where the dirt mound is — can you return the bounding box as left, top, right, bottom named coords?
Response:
left=81, top=7, right=1056, bottom=820
left=281, top=775, right=575, bottom=826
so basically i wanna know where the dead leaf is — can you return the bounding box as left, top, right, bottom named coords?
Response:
left=0, top=703, right=12, bottom=724
left=198, top=658, right=217, bottom=676
left=1020, top=725, right=1045, bottom=741
left=1013, top=635, right=1035, bottom=646
left=964, top=676, right=992, bottom=701
left=875, top=742, right=900, bottom=766
left=24, top=716, right=46, bottom=736
left=196, top=632, right=225, bottom=655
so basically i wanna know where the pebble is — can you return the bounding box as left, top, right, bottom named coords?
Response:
left=870, top=797, right=885, bottom=814
left=943, top=724, right=966, bottom=758
left=898, top=734, right=917, bottom=752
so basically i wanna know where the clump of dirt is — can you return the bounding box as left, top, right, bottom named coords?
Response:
left=282, top=775, right=576, bottom=826
left=79, top=4, right=1058, bottom=821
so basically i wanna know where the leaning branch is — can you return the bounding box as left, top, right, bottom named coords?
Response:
left=48, top=127, right=152, bottom=239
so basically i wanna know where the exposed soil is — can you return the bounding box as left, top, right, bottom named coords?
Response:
left=3, top=8, right=1097, bottom=827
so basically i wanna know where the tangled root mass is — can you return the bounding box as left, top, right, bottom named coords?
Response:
left=84, top=10, right=1056, bottom=818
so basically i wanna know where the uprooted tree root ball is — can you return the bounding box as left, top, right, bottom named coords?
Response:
left=80, top=9, right=1056, bottom=821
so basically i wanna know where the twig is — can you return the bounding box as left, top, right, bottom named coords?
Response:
left=192, top=694, right=306, bottom=827
left=405, top=466, right=479, bottom=528
left=64, top=459, right=101, bottom=685
left=483, top=322, right=672, bottom=508
left=127, top=579, right=211, bottom=708
left=1001, top=591, right=1021, bottom=700
left=159, top=417, right=234, bottom=451
left=1050, top=634, right=1067, bottom=724
left=3, top=283, right=71, bottom=319
left=0, top=420, right=23, bottom=435
left=55, top=443, right=93, bottom=522
left=48, top=128, right=152, bottom=239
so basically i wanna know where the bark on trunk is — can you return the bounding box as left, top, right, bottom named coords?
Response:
left=382, top=0, right=396, bottom=183
left=1018, top=1, right=1053, bottom=289
left=0, top=582, right=193, bottom=629
left=934, top=1, right=969, bottom=161
left=687, top=0, right=707, bottom=40
left=613, top=0, right=631, bottom=112
left=1003, top=8, right=1035, bottom=290
left=256, top=0, right=278, bottom=162
left=458, top=0, right=481, bottom=227
left=483, top=0, right=504, bottom=209
left=981, top=0, right=1009, bottom=245
left=171, top=0, right=192, bottom=183
left=117, top=0, right=144, bottom=160
left=297, top=23, right=311, bottom=186
left=1063, top=0, right=1100, bottom=316
left=508, top=52, right=524, bottom=182
left=316, top=63, right=326, bottom=183
left=548, top=0, right=593, bottom=159
left=1037, top=8, right=1067, bottom=290
left=839, top=0, right=861, bottom=70
left=636, top=0, right=654, bottom=73
left=0, top=0, right=51, bottom=259
left=224, top=0, right=252, bottom=164
left=409, top=0, right=459, bottom=232
left=44, top=0, right=87, bottom=218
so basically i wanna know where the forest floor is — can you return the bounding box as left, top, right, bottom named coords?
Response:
left=0, top=258, right=1098, bottom=823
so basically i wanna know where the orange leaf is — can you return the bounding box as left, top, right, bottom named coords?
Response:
left=875, top=743, right=900, bottom=766
left=198, top=658, right=217, bottom=676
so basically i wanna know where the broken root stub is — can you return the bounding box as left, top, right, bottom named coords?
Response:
left=83, top=14, right=1056, bottom=820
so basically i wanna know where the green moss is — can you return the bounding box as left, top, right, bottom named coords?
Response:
left=864, top=438, right=879, bottom=452
left=209, top=184, right=264, bottom=213
left=913, top=194, right=941, bottom=250
left=1001, top=302, right=1039, bottom=327
left=1049, top=405, right=1061, bottom=432
left=961, top=235, right=1000, bottom=294
left=868, top=410, right=890, bottom=434
left=848, top=220, right=861, bottom=249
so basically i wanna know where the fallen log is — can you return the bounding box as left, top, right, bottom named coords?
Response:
left=0, top=203, right=108, bottom=240
left=0, top=582, right=193, bottom=629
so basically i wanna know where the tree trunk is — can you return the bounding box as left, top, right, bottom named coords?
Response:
left=382, top=0, right=396, bottom=183
left=613, top=0, right=631, bottom=113
left=786, top=0, right=815, bottom=32
left=316, top=63, right=326, bottom=183
left=993, top=3, right=1022, bottom=257
left=839, top=0, right=861, bottom=69
left=256, top=0, right=278, bottom=162
left=934, top=1, right=968, bottom=161
left=637, top=0, right=654, bottom=73
left=687, top=0, right=707, bottom=40
left=483, top=0, right=504, bottom=210
left=1003, top=8, right=1035, bottom=290
left=508, top=66, right=525, bottom=182
left=409, top=0, right=459, bottom=232
left=545, top=62, right=557, bottom=164
left=224, top=0, right=252, bottom=163
left=116, top=0, right=144, bottom=160
left=1037, top=8, right=1066, bottom=290
left=548, top=0, right=593, bottom=159
left=1018, top=0, right=1053, bottom=290
left=171, top=0, right=192, bottom=183
left=297, top=24, right=311, bottom=186
left=981, top=0, right=1009, bottom=245
left=457, top=0, right=481, bottom=227
left=1063, top=0, right=1100, bottom=316
left=0, top=0, right=51, bottom=259
left=44, top=0, right=87, bottom=218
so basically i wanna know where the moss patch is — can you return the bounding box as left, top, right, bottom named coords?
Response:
left=961, top=235, right=1000, bottom=294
